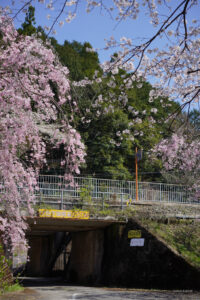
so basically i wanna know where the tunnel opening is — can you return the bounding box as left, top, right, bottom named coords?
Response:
left=26, top=231, right=72, bottom=279
left=13, top=231, right=73, bottom=281
left=13, top=217, right=124, bottom=286
left=16, top=228, right=106, bottom=286
left=51, top=233, right=72, bottom=278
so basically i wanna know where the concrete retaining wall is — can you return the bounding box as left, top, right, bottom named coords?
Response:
left=102, top=219, right=200, bottom=289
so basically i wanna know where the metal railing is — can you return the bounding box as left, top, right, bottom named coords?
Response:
left=1, top=175, right=199, bottom=210
left=36, top=175, right=198, bottom=208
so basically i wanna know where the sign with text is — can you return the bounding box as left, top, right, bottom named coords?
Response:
left=130, top=238, right=145, bottom=247
left=38, top=209, right=89, bottom=219
left=128, top=230, right=142, bottom=238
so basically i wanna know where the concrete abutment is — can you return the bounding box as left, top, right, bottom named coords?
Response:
left=67, top=230, right=104, bottom=284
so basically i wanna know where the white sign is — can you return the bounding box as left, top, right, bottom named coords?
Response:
left=130, top=238, right=145, bottom=247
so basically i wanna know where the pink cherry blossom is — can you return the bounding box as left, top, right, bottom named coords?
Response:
left=153, top=134, right=200, bottom=199
left=0, top=11, right=85, bottom=253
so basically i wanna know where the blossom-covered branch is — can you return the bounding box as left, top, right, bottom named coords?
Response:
left=0, top=10, right=85, bottom=252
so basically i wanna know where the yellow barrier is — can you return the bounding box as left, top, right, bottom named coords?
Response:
left=38, top=209, right=89, bottom=219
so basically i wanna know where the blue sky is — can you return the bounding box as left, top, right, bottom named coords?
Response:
left=3, top=0, right=200, bottom=63
left=11, top=0, right=155, bottom=62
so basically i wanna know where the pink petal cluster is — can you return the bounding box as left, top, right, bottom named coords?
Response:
left=154, top=134, right=200, bottom=173
left=0, top=12, right=85, bottom=252
left=154, top=134, right=200, bottom=201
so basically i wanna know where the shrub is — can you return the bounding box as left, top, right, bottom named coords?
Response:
left=0, top=244, right=13, bottom=294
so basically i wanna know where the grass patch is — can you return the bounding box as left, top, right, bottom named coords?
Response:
left=142, top=220, right=200, bottom=270
left=0, top=244, right=24, bottom=296
left=1, top=283, right=24, bottom=294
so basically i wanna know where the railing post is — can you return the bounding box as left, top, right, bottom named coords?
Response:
left=102, top=194, right=104, bottom=210
left=121, top=194, right=123, bottom=210
left=40, top=192, right=42, bottom=207
left=60, top=189, right=63, bottom=210
left=160, top=183, right=162, bottom=202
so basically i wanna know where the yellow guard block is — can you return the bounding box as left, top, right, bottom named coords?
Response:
left=38, top=209, right=89, bottom=219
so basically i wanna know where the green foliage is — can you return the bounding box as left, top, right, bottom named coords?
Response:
left=33, top=201, right=53, bottom=213
left=173, top=223, right=200, bottom=266
left=145, top=221, right=200, bottom=270
left=53, top=40, right=101, bottom=81
left=2, top=282, right=23, bottom=294
left=0, top=244, right=13, bottom=294
left=18, top=6, right=37, bottom=36
left=79, top=185, right=93, bottom=206
left=81, top=109, right=134, bottom=179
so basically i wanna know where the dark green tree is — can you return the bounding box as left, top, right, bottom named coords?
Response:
left=18, top=6, right=37, bottom=36
left=53, top=40, right=101, bottom=81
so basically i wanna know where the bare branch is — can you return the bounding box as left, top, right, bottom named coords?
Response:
left=188, top=68, right=200, bottom=74
left=47, top=0, right=68, bottom=36
left=12, top=0, right=32, bottom=20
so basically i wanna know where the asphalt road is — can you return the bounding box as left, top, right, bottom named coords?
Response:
left=1, top=281, right=200, bottom=300
left=27, top=285, right=200, bottom=300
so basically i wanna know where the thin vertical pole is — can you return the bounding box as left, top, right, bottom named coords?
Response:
left=61, top=189, right=63, bottom=210
left=135, top=147, right=138, bottom=201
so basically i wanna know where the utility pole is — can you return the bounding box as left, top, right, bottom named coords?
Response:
left=135, top=147, right=138, bottom=201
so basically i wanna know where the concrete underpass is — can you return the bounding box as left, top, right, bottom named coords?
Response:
left=19, top=214, right=200, bottom=290
left=25, top=217, right=124, bottom=284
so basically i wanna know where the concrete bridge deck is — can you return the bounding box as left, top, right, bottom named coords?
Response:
left=27, top=216, right=125, bottom=234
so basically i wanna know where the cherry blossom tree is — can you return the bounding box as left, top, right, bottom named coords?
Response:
left=3, top=1, right=199, bottom=164
left=5, top=0, right=200, bottom=115
left=0, top=10, right=85, bottom=252
left=1, top=0, right=200, bottom=250
left=153, top=133, right=200, bottom=196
